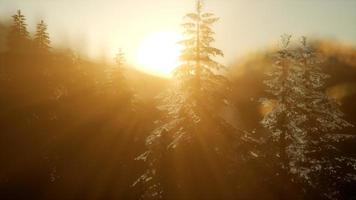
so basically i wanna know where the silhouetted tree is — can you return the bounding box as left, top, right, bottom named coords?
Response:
left=34, top=20, right=50, bottom=52
left=7, top=10, right=30, bottom=53
left=105, top=49, right=132, bottom=102
left=115, top=48, right=125, bottom=67
left=0, top=10, right=161, bottom=200
left=111, top=49, right=127, bottom=92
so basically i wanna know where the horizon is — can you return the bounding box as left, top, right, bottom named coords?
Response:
left=1, top=0, right=356, bottom=76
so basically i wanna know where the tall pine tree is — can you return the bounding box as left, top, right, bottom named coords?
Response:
left=134, top=1, right=240, bottom=199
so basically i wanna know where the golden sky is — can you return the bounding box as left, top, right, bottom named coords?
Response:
left=1, top=0, right=356, bottom=75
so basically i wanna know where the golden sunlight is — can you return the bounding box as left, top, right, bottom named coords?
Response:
left=136, top=31, right=182, bottom=77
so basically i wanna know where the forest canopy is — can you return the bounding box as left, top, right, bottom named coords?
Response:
left=0, top=1, right=356, bottom=200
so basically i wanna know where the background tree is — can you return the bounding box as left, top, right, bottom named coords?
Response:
left=261, top=35, right=354, bottom=199
left=0, top=11, right=153, bottom=200
left=261, top=34, right=302, bottom=198
left=34, top=20, right=50, bottom=52
left=293, top=36, right=355, bottom=199
left=7, top=10, right=30, bottom=53
left=105, top=49, right=132, bottom=102
left=112, top=49, right=127, bottom=93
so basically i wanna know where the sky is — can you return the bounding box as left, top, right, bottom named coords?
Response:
left=0, top=0, right=356, bottom=73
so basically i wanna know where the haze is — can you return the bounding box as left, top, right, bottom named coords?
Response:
left=1, top=0, right=356, bottom=69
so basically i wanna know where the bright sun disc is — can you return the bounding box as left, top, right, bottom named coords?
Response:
left=136, top=31, right=182, bottom=77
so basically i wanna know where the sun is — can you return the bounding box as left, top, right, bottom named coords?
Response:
left=136, top=31, right=183, bottom=77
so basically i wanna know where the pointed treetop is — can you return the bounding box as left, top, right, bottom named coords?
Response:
left=196, top=0, right=203, bottom=12
left=12, top=9, right=27, bottom=25
left=300, top=36, right=307, bottom=47
left=12, top=10, right=26, bottom=25
left=15, top=10, right=24, bottom=17
left=115, top=49, right=125, bottom=67
left=280, top=33, right=292, bottom=49
left=7, top=9, right=30, bottom=52
left=34, top=19, right=51, bottom=51
left=36, top=20, right=47, bottom=31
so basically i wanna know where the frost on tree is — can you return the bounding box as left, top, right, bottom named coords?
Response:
left=261, top=34, right=303, bottom=171
left=134, top=1, right=237, bottom=199
left=261, top=35, right=355, bottom=199
left=295, top=36, right=355, bottom=199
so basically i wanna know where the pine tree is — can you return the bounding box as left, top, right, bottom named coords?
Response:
left=293, top=37, right=354, bottom=199
left=262, top=34, right=300, bottom=169
left=261, top=34, right=303, bottom=198
left=153, top=0, right=231, bottom=150
left=34, top=20, right=51, bottom=52
left=261, top=35, right=354, bottom=199
left=110, top=49, right=126, bottom=93
left=112, top=49, right=128, bottom=95
left=134, top=1, right=236, bottom=199
left=114, top=49, right=125, bottom=67
left=106, top=49, right=132, bottom=103
left=7, top=10, right=30, bottom=53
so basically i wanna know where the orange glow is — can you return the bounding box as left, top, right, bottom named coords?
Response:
left=136, top=31, right=182, bottom=77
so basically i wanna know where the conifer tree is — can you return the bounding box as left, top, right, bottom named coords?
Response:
left=261, top=34, right=307, bottom=171
left=114, top=49, right=125, bottom=67
left=112, top=49, right=127, bottom=95
left=261, top=35, right=354, bottom=198
left=34, top=20, right=51, bottom=52
left=7, top=10, right=30, bottom=53
left=260, top=34, right=302, bottom=197
left=150, top=0, right=231, bottom=152
left=106, top=49, right=132, bottom=102
left=110, top=49, right=126, bottom=91
left=293, top=37, right=354, bottom=198
left=135, top=1, right=237, bottom=199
